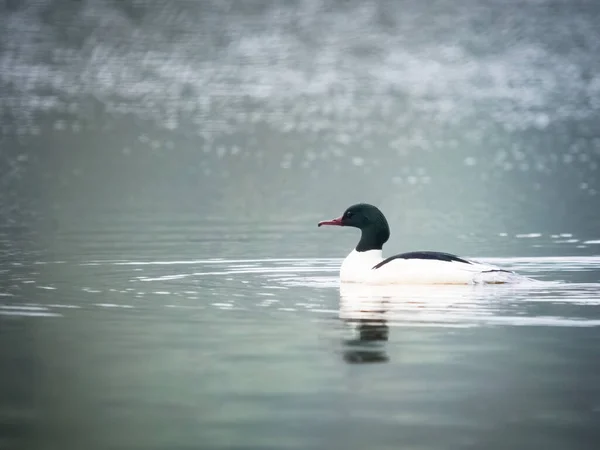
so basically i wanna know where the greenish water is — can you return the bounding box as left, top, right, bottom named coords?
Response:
left=1, top=220, right=600, bottom=450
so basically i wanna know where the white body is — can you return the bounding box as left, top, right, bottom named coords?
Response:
left=340, top=250, right=526, bottom=285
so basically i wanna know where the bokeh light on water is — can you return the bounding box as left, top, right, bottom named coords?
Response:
left=1, top=0, right=599, bottom=250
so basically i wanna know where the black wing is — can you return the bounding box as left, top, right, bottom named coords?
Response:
left=372, top=251, right=472, bottom=270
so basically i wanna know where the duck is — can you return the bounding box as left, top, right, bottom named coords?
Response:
left=318, top=203, right=527, bottom=285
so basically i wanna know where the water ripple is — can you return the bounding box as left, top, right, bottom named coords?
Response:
left=2, top=255, right=598, bottom=327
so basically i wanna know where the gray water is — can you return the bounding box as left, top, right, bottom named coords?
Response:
left=2, top=0, right=600, bottom=449
left=2, top=218, right=600, bottom=450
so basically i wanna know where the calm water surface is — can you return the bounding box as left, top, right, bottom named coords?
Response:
left=1, top=219, right=600, bottom=450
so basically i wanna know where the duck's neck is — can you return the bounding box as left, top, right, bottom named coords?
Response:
left=356, top=224, right=389, bottom=253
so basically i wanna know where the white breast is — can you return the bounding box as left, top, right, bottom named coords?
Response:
left=340, top=250, right=384, bottom=283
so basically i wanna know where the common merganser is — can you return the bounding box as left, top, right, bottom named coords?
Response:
left=318, top=203, right=526, bottom=285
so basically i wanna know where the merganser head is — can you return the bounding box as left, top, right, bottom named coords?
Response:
left=318, top=203, right=390, bottom=252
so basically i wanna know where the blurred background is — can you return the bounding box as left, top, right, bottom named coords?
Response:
left=1, top=0, right=599, bottom=259
left=1, top=1, right=600, bottom=450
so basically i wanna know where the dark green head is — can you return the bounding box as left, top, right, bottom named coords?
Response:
left=318, top=203, right=390, bottom=252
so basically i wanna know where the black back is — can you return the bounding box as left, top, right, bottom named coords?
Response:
left=372, top=251, right=472, bottom=269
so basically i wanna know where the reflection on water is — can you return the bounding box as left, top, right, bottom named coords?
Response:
left=340, top=293, right=390, bottom=364
left=337, top=275, right=600, bottom=366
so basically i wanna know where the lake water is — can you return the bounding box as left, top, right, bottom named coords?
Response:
left=2, top=0, right=600, bottom=448
left=2, top=219, right=600, bottom=450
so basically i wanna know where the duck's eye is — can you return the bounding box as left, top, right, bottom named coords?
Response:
left=345, top=212, right=354, bottom=219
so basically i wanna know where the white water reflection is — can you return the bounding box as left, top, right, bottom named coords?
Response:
left=0, top=305, right=61, bottom=317
left=339, top=283, right=600, bottom=328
